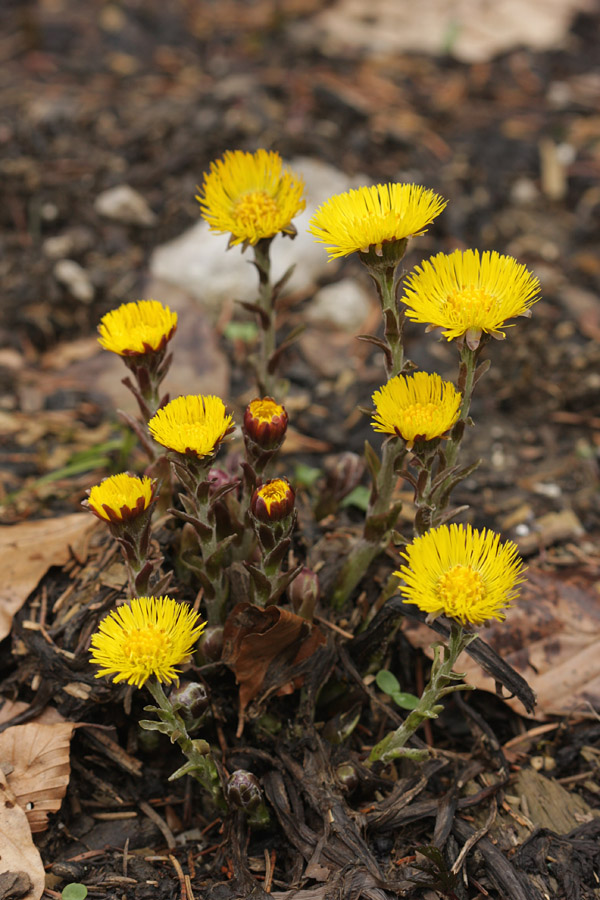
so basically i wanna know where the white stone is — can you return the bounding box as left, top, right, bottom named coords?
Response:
left=299, top=0, right=595, bottom=64
left=149, top=157, right=369, bottom=316
left=307, top=278, right=372, bottom=332
left=94, top=184, right=157, bottom=226
left=53, top=259, right=94, bottom=303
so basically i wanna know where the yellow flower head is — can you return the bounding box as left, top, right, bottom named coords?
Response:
left=309, top=183, right=447, bottom=260
left=251, top=477, right=295, bottom=522
left=372, top=372, right=461, bottom=449
left=148, top=395, right=234, bottom=459
left=87, top=473, right=155, bottom=524
left=395, top=523, right=525, bottom=626
left=98, top=300, right=178, bottom=356
left=197, top=149, right=306, bottom=247
left=90, top=596, right=205, bottom=688
left=402, top=249, right=541, bottom=347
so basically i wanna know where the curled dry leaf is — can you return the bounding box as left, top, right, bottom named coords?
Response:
left=404, top=568, right=600, bottom=719
left=0, top=768, right=45, bottom=900
left=0, top=714, right=77, bottom=833
left=222, top=602, right=326, bottom=716
left=0, top=512, right=96, bottom=642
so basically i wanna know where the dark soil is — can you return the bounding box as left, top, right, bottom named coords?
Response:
left=1, top=2, right=600, bottom=898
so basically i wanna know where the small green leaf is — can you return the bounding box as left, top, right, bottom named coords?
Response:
left=392, top=692, right=420, bottom=710
left=223, top=321, right=258, bottom=343
left=375, top=669, right=400, bottom=696
left=294, top=463, right=322, bottom=488
left=340, top=485, right=370, bottom=512
left=62, top=885, right=88, bottom=900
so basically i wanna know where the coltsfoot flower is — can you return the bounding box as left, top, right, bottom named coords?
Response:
left=87, top=473, right=156, bottom=524
left=371, top=372, right=461, bottom=449
left=98, top=300, right=178, bottom=356
left=402, top=249, right=541, bottom=348
left=395, top=523, right=525, bottom=625
left=197, top=149, right=306, bottom=247
left=309, top=183, right=447, bottom=261
left=148, top=395, right=234, bottom=459
left=90, top=596, right=205, bottom=687
left=244, top=397, right=288, bottom=449
left=251, top=477, right=295, bottom=522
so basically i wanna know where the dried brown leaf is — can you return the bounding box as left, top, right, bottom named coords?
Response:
left=0, top=768, right=44, bottom=900
left=222, top=602, right=326, bottom=713
left=0, top=718, right=76, bottom=833
left=0, top=512, right=96, bottom=642
left=405, top=568, right=600, bottom=718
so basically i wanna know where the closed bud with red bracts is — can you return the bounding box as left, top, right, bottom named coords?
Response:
left=251, top=477, right=295, bottom=523
left=243, top=397, right=288, bottom=450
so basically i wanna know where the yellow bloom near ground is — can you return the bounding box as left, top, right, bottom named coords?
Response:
left=197, top=149, right=306, bottom=247
left=148, top=395, right=234, bottom=459
left=395, top=523, right=525, bottom=625
left=402, top=249, right=541, bottom=342
left=371, top=372, right=461, bottom=448
left=90, top=596, right=205, bottom=687
left=98, top=300, right=178, bottom=356
left=309, top=183, right=447, bottom=260
left=87, top=473, right=154, bottom=523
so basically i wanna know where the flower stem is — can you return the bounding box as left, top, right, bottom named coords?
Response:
left=372, top=266, right=405, bottom=379
left=368, top=622, right=475, bottom=765
left=145, top=680, right=224, bottom=807
left=444, top=345, right=478, bottom=470
left=253, top=239, right=278, bottom=396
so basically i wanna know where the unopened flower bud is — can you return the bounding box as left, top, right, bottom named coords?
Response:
left=244, top=398, right=288, bottom=450
left=326, top=452, right=365, bottom=501
left=226, top=770, right=263, bottom=812
left=170, top=681, right=210, bottom=727
left=251, top=478, right=295, bottom=523
left=288, top=567, right=320, bottom=620
left=207, top=467, right=231, bottom=493
left=335, top=763, right=359, bottom=793
left=198, top=625, right=224, bottom=662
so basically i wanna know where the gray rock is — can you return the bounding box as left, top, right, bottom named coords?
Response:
left=149, top=157, right=369, bottom=317
left=307, top=278, right=372, bottom=332
left=54, top=259, right=95, bottom=303
left=94, top=184, right=157, bottom=227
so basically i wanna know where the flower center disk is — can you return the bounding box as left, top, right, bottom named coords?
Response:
left=436, top=565, right=486, bottom=615
left=446, top=285, right=494, bottom=323
left=401, top=401, right=440, bottom=435
left=234, top=192, right=280, bottom=230
left=122, top=625, right=171, bottom=666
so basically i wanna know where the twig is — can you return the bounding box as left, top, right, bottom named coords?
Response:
left=451, top=799, right=497, bottom=876
left=140, top=800, right=176, bottom=849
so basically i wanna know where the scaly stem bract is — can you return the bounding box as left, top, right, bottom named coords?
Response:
left=368, top=622, right=475, bottom=765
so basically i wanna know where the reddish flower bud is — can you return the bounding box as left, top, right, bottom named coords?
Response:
left=226, top=770, right=263, bottom=812
left=243, top=397, right=288, bottom=450
left=251, top=478, right=295, bottom=523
